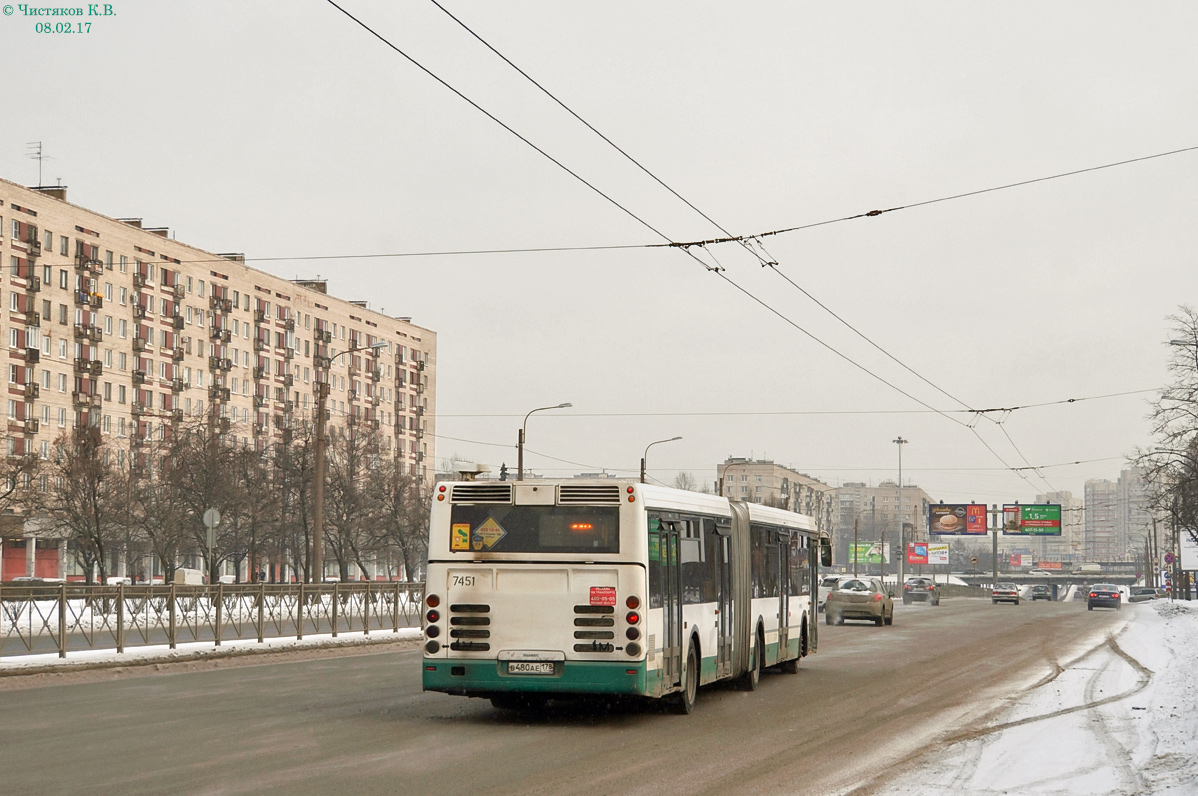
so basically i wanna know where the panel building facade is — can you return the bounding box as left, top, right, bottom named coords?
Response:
left=0, top=178, right=436, bottom=578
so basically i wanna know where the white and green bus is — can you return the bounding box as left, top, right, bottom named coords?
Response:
left=421, top=480, right=829, bottom=713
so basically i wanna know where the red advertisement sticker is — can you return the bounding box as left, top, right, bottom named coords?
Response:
left=589, top=587, right=616, bottom=606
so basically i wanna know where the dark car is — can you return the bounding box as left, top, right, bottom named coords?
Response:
left=1030, top=584, right=1052, bottom=601
left=902, top=577, right=940, bottom=605
left=991, top=583, right=1020, bottom=605
left=1087, top=583, right=1122, bottom=611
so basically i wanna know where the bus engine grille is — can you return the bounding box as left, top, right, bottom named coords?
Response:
left=557, top=484, right=622, bottom=504
left=448, top=604, right=491, bottom=651
left=450, top=484, right=512, bottom=503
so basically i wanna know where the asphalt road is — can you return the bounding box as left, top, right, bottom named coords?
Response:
left=0, top=596, right=1127, bottom=796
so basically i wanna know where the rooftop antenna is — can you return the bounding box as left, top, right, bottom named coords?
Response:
left=27, top=141, right=51, bottom=187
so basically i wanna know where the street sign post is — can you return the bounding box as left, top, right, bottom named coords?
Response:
left=203, top=508, right=221, bottom=583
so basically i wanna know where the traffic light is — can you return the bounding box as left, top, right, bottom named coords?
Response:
left=499, top=463, right=508, bottom=481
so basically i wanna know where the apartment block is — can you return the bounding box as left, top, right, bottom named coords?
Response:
left=717, top=457, right=836, bottom=532
left=0, top=177, right=435, bottom=569
left=1083, top=479, right=1117, bottom=561
left=833, top=480, right=934, bottom=569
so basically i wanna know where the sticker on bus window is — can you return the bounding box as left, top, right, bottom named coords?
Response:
left=590, top=586, right=616, bottom=606
left=473, top=517, right=507, bottom=550
left=451, top=524, right=470, bottom=551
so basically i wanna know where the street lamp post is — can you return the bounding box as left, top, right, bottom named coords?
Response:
left=894, top=436, right=907, bottom=585
left=312, top=340, right=386, bottom=583
left=517, top=403, right=571, bottom=481
left=640, top=436, right=682, bottom=484
left=1153, top=446, right=1197, bottom=600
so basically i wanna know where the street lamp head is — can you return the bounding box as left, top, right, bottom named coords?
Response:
left=369, top=341, right=386, bottom=350
left=1169, top=339, right=1195, bottom=346
left=557, top=402, right=573, bottom=409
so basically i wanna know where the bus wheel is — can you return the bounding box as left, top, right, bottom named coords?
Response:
left=671, top=644, right=698, bottom=714
left=741, top=629, right=764, bottom=691
left=780, top=626, right=804, bottom=674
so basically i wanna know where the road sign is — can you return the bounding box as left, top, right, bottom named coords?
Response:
left=1165, top=552, right=1175, bottom=565
left=203, top=508, right=222, bottom=529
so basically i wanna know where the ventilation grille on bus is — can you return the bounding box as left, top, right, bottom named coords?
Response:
left=450, top=484, right=512, bottom=503
left=449, top=603, right=491, bottom=651
left=558, top=484, right=622, bottom=505
left=573, top=604, right=614, bottom=649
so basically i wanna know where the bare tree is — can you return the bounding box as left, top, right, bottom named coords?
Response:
left=369, top=457, right=429, bottom=581
left=1140, top=306, right=1198, bottom=547
left=26, top=430, right=123, bottom=583
left=324, top=420, right=383, bottom=581
left=166, top=418, right=241, bottom=582
left=673, top=472, right=711, bottom=493
left=275, top=420, right=317, bottom=582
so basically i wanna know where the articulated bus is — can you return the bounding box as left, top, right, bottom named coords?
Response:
left=421, top=480, right=830, bottom=713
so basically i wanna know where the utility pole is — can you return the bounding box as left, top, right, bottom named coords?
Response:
left=991, top=504, right=1000, bottom=588
left=894, top=436, right=907, bottom=585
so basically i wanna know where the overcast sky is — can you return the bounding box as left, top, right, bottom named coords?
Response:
left=4, top=1, right=1196, bottom=505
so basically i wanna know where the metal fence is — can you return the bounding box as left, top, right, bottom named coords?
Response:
left=0, top=582, right=425, bottom=661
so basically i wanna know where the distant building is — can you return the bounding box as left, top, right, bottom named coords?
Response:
left=833, top=480, right=933, bottom=570
left=1084, top=479, right=1118, bottom=561
left=1116, top=467, right=1153, bottom=560
left=716, top=457, right=835, bottom=532
left=0, top=177, right=435, bottom=579
left=1033, top=490, right=1083, bottom=563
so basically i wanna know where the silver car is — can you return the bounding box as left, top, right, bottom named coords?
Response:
left=825, top=578, right=895, bottom=626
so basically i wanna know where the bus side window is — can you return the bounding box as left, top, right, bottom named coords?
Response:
left=648, top=514, right=664, bottom=610
left=701, top=518, right=720, bottom=603
left=680, top=519, right=704, bottom=605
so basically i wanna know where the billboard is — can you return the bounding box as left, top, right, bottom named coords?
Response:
left=1181, top=530, right=1198, bottom=570
left=930, top=504, right=988, bottom=535
left=1002, top=504, right=1062, bottom=536
left=850, top=542, right=890, bottom=564
left=907, top=542, right=950, bottom=565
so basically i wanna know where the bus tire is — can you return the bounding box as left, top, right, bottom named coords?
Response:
left=781, top=622, right=806, bottom=674
left=741, top=627, right=764, bottom=691
left=671, top=643, right=698, bottom=715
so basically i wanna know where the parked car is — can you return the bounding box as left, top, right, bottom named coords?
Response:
left=1156, top=587, right=1170, bottom=598
left=826, top=577, right=894, bottom=626
left=902, top=577, right=940, bottom=605
left=1030, top=584, right=1052, bottom=601
left=992, top=582, right=1021, bottom=605
left=1088, top=583, right=1122, bottom=610
left=818, top=574, right=856, bottom=612
left=1128, top=587, right=1158, bottom=603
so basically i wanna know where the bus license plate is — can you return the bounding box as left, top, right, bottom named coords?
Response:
left=508, top=661, right=554, bottom=675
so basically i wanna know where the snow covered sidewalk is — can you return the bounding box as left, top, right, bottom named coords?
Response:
left=0, top=627, right=422, bottom=674
left=869, top=600, right=1198, bottom=796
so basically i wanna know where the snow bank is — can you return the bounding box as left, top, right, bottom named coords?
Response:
left=869, top=600, right=1198, bottom=795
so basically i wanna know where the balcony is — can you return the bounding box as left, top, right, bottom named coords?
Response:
left=172, top=346, right=185, bottom=361
left=283, top=347, right=294, bottom=360
left=253, top=309, right=267, bottom=324
left=27, top=238, right=42, bottom=258
left=133, top=337, right=148, bottom=352
left=25, top=276, right=41, bottom=294
left=88, top=327, right=103, bottom=343
left=253, top=395, right=267, bottom=408
left=133, top=304, right=147, bottom=320
left=132, top=401, right=149, bottom=416
left=89, top=361, right=103, bottom=377
left=221, top=358, right=233, bottom=372
left=348, top=390, right=359, bottom=402
left=172, top=284, right=185, bottom=299
left=76, top=255, right=103, bottom=275
left=23, top=419, right=40, bottom=435
left=209, top=326, right=224, bottom=340
left=283, top=317, right=295, bottom=331
left=24, top=383, right=39, bottom=400
left=209, top=387, right=230, bottom=402
left=252, top=423, right=267, bottom=436
left=133, top=272, right=149, bottom=288
left=313, top=355, right=330, bottom=369
left=253, top=338, right=267, bottom=351
left=371, top=394, right=381, bottom=407
left=171, top=409, right=184, bottom=423
left=23, top=347, right=40, bottom=364
left=173, top=315, right=184, bottom=330
left=219, top=418, right=231, bottom=433
left=74, top=290, right=90, bottom=306
left=316, top=328, right=332, bottom=343
left=171, top=378, right=184, bottom=393
left=371, top=418, right=381, bottom=431
left=369, top=369, right=381, bottom=382
left=253, top=366, right=266, bottom=380
left=208, top=356, right=221, bottom=371
left=283, top=401, right=295, bottom=414
left=282, top=374, right=294, bottom=388
left=133, top=370, right=147, bottom=385
left=209, top=295, right=232, bottom=313
left=73, top=357, right=90, bottom=374
left=72, top=390, right=100, bottom=407
left=25, top=312, right=41, bottom=328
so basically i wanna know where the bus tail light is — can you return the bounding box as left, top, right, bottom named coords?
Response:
left=625, top=642, right=641, bottom=657
left=626, top=595, right=640, bottom=609
left=425, top=594, right=440, bottom=608
left=425, top=640, right=440, bottom=654
left=626, top=611, right=640, bottom=625
left=626, top=627, right=640, bottom=641
left=427, top=609, right=440, bottom=623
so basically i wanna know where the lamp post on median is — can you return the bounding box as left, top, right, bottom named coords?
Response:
left=641, top=436, right=682, bottom=484
left=312, top=340, right=386, bottom=583
left=517, top=403, right=571, bottom=481
left=894, top=436, right=908, bottom=586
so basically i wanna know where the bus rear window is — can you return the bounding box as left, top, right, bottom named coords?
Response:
left=449, top=505, right=619, bottom=554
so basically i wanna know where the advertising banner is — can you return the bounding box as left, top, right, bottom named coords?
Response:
left=907, top=542, right=928, bottom=565
left=928, top=543, right=949, bottom=565
left=930, top=504, right=988, bottom=535
left=1010, top=553, right=1023, bottom=567
left=1181, top=530, right=1198, bottom=570
left=1003, top=504, right=1062, bottom=536
left=851, top=542, right=890, bottom=564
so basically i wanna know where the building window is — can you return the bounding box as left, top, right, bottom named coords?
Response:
left=120, top=287, right=127, bottom=306
left=198, top=280, right=205, bottom=298
left=58, top=407, right=66, bottom=427
left=120, top=255, right=127, bottom=273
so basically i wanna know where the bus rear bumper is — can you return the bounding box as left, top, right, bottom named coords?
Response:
left=423, top=659, right=647, bottom=697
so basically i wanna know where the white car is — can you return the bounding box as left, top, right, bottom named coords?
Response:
left=819, top=574, right=857, bottom=612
